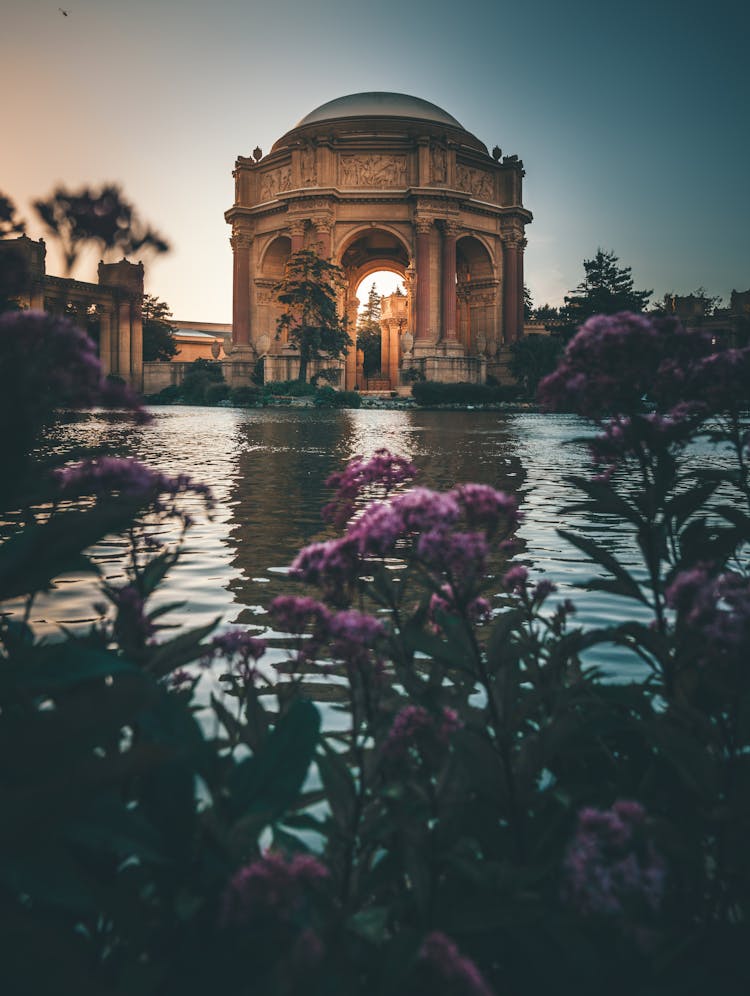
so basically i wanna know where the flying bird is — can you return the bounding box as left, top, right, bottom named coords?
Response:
left=59, top=7, right=70, bottom=15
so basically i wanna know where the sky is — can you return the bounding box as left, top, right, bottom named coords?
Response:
left=2, top=0, right=748, bottom=322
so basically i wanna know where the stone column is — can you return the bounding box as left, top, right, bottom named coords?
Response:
left=118, top=298, right=131, bottom=376
left=414, top=218, right=432, bottom=342
left=131, top=295, right=143, bottom=387
left=381, top=319, right=390, bottom=376
left=314, top=218, right=332, bottom=259
left=99, top=306, right=112, bottom=375
left=502, top=236, right=522, bottom=343
left=290, top=220, right=306, bottom=254
left=517, top=238, right=527, bottom=335
left=231, top=230, right=252, bottom=348
left=389, top=323, right=401, bottom=388
left=441, top=221, right=459, bottom=341
left=345, top=293, right=359, bottom=389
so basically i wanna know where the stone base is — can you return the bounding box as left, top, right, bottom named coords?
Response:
left=264, top=352, right=345, bottom=386
left=405, top=350, right=486, bottom=385
left=488, top=345, right=518, bottom=387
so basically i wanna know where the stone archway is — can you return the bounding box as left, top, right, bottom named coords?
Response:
left=225, top=92, right=532, bottom=387
left=339, top=228, right=411, bottom=390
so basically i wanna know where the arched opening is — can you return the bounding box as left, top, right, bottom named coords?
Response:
left=456, top=236, right=496, bottom=354
left=339, top=228, right=411, bottom=390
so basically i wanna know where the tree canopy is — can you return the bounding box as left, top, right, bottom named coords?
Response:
left=142, top=294, right=179, bottom=362
left=275, top=249, right=352, bottom=382
left=562, top=249, right=652, bottom=335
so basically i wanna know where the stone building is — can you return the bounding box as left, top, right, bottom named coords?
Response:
left=225, top=92, right=532, bottom=389
left=0, top=234, right=144, bottom=388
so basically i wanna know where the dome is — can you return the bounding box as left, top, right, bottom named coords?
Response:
left=295, top=92, right=464, bottom=130
left=270, top=91, right=487, bottom=154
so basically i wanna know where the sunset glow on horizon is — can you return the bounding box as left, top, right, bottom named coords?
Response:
left=2, top=0, right=748, bottom=323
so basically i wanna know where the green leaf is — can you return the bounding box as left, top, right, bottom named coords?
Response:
left=347, top=906, right=389, bottom=943
left=146, top=616, right=220, bottom=677
left=0, top=501, right=145, bottom=601
left=228, top=699, right=320, bottom=823
left=563, top=475, right=642, bottom=525
left=665, top=482, right=719, bottom=530
left=557, top=528, right=646, bottom=603
left=2, top=643, right=138, bottom=695
left=317, top=740, right=357, bottom=832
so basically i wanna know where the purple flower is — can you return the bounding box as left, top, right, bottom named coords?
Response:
left=451, top=483, right=520, bottom=532
left=289, top=537, right=360, bottom=598
left=417, top=931, right=494, bottom=996
left=220, top=851, right=329, bottom=929
left=0, top=310, right=147, bottom=435
left=203, top=629, right=267, bottom=667
left=327, top=609, right=385, bottom=665
left=384, top=704, right=463, bottom=758
left=502, top=565, right=528, bottom=592
left=666, top=566, right=750, bottom=661
left=54, top=457, right=215, bottom=515
left=270, top=595, right=332, bottom=635
left=538, top=312, right=714, bottom=417
left=322, top=449, right=417, bottom=527
left=562, top=800, right=666, bottom=925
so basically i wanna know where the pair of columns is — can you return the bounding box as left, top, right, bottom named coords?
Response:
left=414, top=219, right=524, bottom=345
left=414, top=218, right=459, bottom=343
left=232, top=219, right=334, bottom=349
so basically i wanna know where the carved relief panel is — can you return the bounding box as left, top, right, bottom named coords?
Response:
left=258, top=166, right=293, bottom=202
left=456, top=164, right=495, bottom=202
left=339, top=155, right=407, bottom=187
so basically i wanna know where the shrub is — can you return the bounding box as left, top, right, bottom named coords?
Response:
left=181, top=358, right=225, bottom=405
left=229, top=384, right=261, bottom=406
left=314, top=386, right=361, bottom=408
left=411, top=380, right=518, bottom=405
left=153, top=383, right=182, bottom=403
left=204, top=381, right=232, bottom=405
left=264, top=379, right=317, bottom=397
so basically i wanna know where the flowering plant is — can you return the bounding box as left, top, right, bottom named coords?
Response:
left=1, top=309, right=750, bottom=995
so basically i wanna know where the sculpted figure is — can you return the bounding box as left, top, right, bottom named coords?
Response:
left=432, top=146, right=446, bottom=183
left=260, top=173, right=277, bottom=201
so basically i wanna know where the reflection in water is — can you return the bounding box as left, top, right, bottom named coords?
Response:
left=24, top=406, right=660, bottom=678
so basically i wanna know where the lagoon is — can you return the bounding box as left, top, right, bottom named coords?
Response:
left=27, top=406, right=659, bottom=678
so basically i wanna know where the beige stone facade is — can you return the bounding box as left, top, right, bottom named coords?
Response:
left=225, top=92, right=532, bottom=388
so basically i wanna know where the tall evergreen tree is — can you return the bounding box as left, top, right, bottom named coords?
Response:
left=275, top=249, right=351, bottom=382
left=562, top=249, right=652, bottom=334
left=357, top=282, right=382, bottom=376
left=142, top=294, right=179, bottom=362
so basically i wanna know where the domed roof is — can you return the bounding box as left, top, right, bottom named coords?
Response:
left=295, top=92, right=464, bottom=129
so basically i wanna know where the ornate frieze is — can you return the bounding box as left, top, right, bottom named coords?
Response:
left=259, top=167, right=293, bottom=202
left=339, top=155, right=407, bottom=187
left=456, top=164, right=495, bottom=202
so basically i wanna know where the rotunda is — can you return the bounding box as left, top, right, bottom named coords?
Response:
left=225, top=92, right=532, bottom=388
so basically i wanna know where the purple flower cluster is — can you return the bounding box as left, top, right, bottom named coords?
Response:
left=666, top=566, right=750, bottom=660
left=322, top=448, right=417, bottom=528
left=292, top=476, right=518, bottom=603
left=270, top=595, right=384, bottom=669
left=0, top=309, right=146, bottom=423
left=502, top=564, right=528, bottom=592
left=220, top=851, right=329, bottom=928
left=417, top=931, right=494, bottom=996
left=588, top=406, right=706, bottom=478
left=538, top=312, right=718, bottom=417
left=429, top=585, right=491, bottom=627
left=384, top=704, right=463, bottom=758
left=54, top=457, right=215, bottom=516
left=562, top=800, right=666, bottom=922
left=203, top=629, right=267, bottom=668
